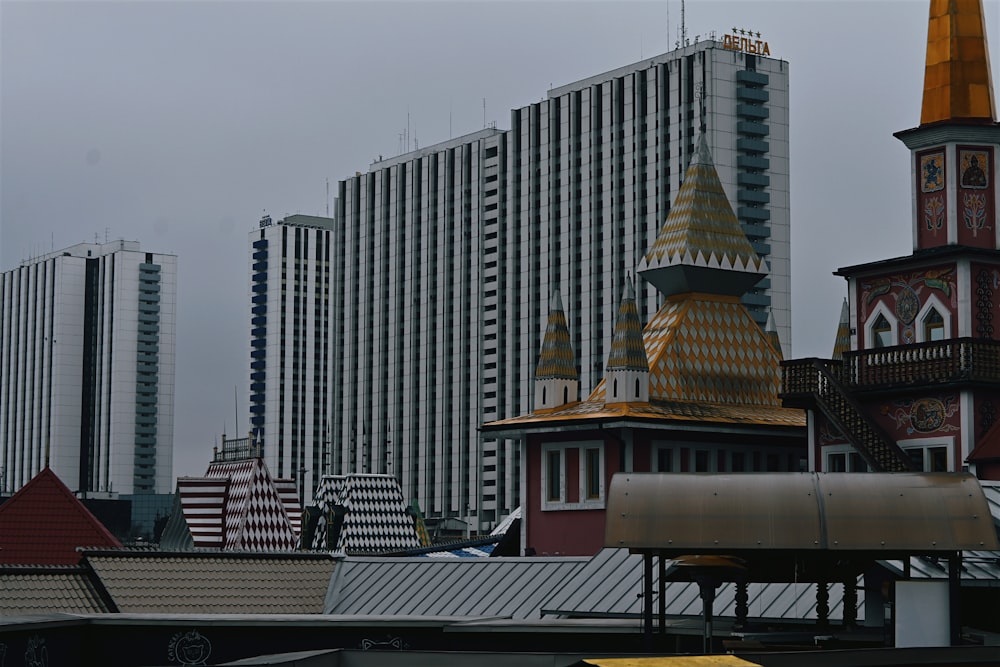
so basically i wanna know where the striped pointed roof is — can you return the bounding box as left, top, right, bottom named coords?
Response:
left=638, top=133, right=767, bottom=298
left=535, top=289, right=578, bottom=380
left=832, top=298, right=851, bottom=361
left=607, top=275, right=649, bottom=372
left=921, top=0, right=996, bottom=125
left=162, top=458, right=300, bottom=552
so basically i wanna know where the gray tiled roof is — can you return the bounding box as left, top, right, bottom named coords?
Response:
left=85, top=552, right=336, bottom=614
left=325, top=556, right=588, bottom=619
left=0, top=567, right=110, bottom=615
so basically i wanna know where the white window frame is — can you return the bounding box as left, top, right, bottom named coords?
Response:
left=540, top=441, right=605, bottom=511
left=823, top=445, right=870, bottom=472
left=899, top=436, right=954, bottom=472
left=915, top=294, right=951, bottom=343
left=541, top=444, right=566, bottom=508
left=866, top=301, right=898, bottom=349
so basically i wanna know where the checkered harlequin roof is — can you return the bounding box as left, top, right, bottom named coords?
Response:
left=535, top=289, right=578, bottom=380
left=832, top=298, right=851, bottom=360
left=637, top=292, right=783, bottom=406
left=639, top=134, right=767, bottom=297
left=310, top=474, right=420, bottom=555
left=173, top=458, right=300, bottom=551
left=607, top=276, right=649, bottom=372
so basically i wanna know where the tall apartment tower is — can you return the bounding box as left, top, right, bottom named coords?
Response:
left=249, top=214, right=336, bottom=501
left=329, top=39, right=789, bottom=525
left=0, top=240, right=176, bottom=497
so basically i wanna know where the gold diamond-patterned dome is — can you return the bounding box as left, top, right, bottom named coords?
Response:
left=629, top=292, right=783, bottom=406
left=639, top=133, right=768, bottom=298
left=535, top=289, right=578, bottom=380
left=607, top=275, right=649, bottom=372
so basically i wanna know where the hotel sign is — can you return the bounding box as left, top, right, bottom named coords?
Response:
left=723, top=28, right=770, bottom=56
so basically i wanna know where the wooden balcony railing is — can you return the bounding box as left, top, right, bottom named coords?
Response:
left=781, top=358, right=913, bottom=472
left=784, top=338, right=1000, bottom=394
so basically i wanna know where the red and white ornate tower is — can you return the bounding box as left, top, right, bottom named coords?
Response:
left=783, top=0, right=1000, bottom=476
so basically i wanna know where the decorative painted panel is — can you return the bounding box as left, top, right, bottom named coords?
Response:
left=916, top=147, right=947, bottom=248
left=956, top=145, right=995, bottom=248
left=970, top=262, right=1000, bottom=340
left=857, top=265, right=957, bottom=348
left=874, top=395, right=961, bottom=438
left=974, top=393, right=999, bottom=438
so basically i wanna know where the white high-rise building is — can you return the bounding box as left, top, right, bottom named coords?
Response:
left=320, top=40, right=789, bottom=525
left=0, top=240, right=177, bottom=496
left=248, top=214, right=336, bottom=501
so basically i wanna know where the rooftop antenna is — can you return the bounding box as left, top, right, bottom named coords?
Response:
left=666, top=0, right=670, bottom=51
left=483, top=98, right=486, bottom=129
left=681, top=0, right=687, bottom=46
left=407, top=109, right=411, bottom=152
left=326, top=178, right=329, bottom=217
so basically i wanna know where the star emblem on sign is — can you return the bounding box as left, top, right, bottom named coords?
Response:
left=732, top=26, right=738, bottom=33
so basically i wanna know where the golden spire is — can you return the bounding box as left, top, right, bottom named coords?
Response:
left=921, top=0, right=997, bottom=125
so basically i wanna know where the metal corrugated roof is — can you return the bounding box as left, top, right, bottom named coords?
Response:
left=605, top=473, right=999, bottom=556
left=540, top=549, right=860, bottom=623
left=85, top=552, right=336, bottom=614
left=325, top=556, right=588, bottom=619
left=0, top=567, right=110, bottom=615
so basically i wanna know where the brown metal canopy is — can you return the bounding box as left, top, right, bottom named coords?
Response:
left=605, top=472, right=999, bottom=556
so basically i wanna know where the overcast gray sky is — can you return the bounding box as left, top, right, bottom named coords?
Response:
left=2, top=0, right=998, bottom=479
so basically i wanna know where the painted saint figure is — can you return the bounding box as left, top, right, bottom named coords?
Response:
left=962, top=155, right=987, bottom=188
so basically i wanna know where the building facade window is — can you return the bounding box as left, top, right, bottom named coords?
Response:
left=541, top=441, right=604, bottom=510
left=900, top=437, right=953, bottom=472
left=916, top=295, right=950, bottom=342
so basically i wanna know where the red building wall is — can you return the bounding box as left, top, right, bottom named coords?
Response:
left=524, top=433, right=621, bottom=556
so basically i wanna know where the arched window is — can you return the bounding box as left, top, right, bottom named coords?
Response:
left=542, top=386, right=546, bottom=405
left=916, top=295, right=951, bottom=343
left=563, top=386, right=569, bottom=404
left=923, top=308, right=945, bottom=342
left=871, top=313, right=893, bottom=348
left=612, top=379, right=618, bottom=399
left=635, top=378, right=640, bottom=398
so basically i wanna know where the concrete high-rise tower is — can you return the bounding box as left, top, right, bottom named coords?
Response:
left=329, top=38, right=789, bottom=526
left=0, top=240, right=176, bottom=497
left=248, top=214, right=336, bottom=502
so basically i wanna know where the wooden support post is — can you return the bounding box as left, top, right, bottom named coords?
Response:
left=658, top=555, right=667, bottom=635
left=644, top=553, right=653, bottom=650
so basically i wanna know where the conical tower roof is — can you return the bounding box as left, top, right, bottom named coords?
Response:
left=764, top=310, right=784, bottom=361
left=607, top=275, right=649, bottom=372
left=535, top=289, right=578, bottom=380
left=920, top=0, right=996, bottom=125
left=832, top=298, right=851, bottom=361
left=639, top=133, right=768, bottom=298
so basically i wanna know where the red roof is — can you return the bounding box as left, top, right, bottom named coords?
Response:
left=969, top=419, right=1000, bottom=464
left=0, top=468, right=121, bottom=565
